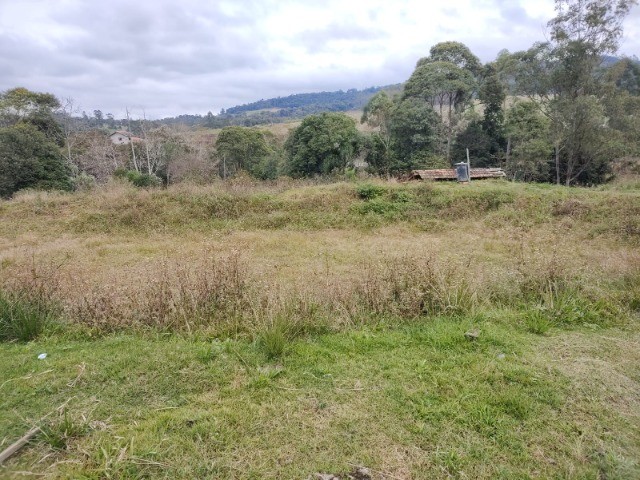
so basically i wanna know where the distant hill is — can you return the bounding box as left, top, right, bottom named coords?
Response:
left=195, top=84, right=403, bottom=128
left=602, top=55, right=640, bottom=67
left=146, top=85, right=403, bottom=129
left=224, top=85, right=402, bottom=116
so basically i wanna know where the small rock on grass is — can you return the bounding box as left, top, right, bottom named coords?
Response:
left=350, top=467, right=372, bottom=479
left=464, top=329, right=480, bottom=341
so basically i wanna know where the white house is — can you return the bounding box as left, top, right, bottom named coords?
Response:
left=109, top=130, right=143, bottom=145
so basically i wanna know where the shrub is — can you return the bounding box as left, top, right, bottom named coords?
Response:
left=73, top=172, right=97, bottom=192
left=389, top=189, right=413, bottom=203
left=0, top=122, right=73, bottom=198
left=113, top=169, right=162, bottom=188
left=354, top=198, right=404, bottom=217
left=356, top=183, right=386, bottom=200
left=127, top=171, right=162, bottom=188
left=112, top=167, right=129, bottom=179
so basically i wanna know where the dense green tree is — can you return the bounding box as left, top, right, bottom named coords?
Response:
left=548, top=0, right=636, bottom=184
left=606, top=58, right=640, bottom=96
left=418, top=41, right=483, bottom=79
left=284, top=113, right=360, bottom=177
left=602, top=81, right=640, bottom=157
left=361, top=91, right=396, bottom=175
left=388, top=97, right=443, bottom=169
left=551, top=95, right=625, bottom=184
left=509, top=0, right=637, bottom=185
left=361, top=91, right=394, bottom=135
left=215, top=126, right=280, bottom=179
left=0, top=87, right=60, bottom=117
left=452, top=119, right=492, bottom=167
left=0, top=87, right=64, bottom=144
left=492, top=49, right=521, bottom=96
left=0, top=87, right=72, bottom=197
left=362, top=133, right=394, bottom=175
left=548, top=0, right=637, bottom=97
left=0, top=123, right=72, bottom=197
left=479, top=69, right=507, bottom=161
left=403, top=60, right=476, bottom=161
left=505, top=101, right=554, bottom=181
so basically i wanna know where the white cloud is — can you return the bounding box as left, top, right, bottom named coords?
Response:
left=0, top=0, right=637, bottom=118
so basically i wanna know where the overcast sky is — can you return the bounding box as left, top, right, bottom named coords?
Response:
left=1, top=0, right=638, bottom=119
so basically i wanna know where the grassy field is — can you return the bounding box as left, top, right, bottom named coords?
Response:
left=1, top=177, right=639, bottom=478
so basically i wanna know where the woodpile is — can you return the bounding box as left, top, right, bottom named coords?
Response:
left=409, top=168, right=506, bottom=181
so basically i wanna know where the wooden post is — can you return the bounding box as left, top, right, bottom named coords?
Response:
left=466, top=148, right=471, bottom=183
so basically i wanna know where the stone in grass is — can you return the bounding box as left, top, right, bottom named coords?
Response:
left=350, top=467, right=372, bottom=480
left=464, top=329, right=480, bottom=341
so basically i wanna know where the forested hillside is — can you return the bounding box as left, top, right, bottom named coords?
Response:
left=200, top=84, right=403, bottom=127
left=224, top=85, right=401, bottom=115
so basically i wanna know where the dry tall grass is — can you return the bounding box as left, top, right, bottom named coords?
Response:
left=1, top=179, right=638, bottom=336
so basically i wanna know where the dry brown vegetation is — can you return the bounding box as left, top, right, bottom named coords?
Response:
left=0, top=178, right=638, bottom=336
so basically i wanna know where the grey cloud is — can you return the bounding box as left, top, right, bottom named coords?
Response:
left=1, top=0, right=638, bottom=118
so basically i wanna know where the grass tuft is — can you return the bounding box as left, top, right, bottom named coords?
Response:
left=39, top=408, right=88, bottom=451
left=258, top=321, right=289, bottom=360
left=523, top=308, right=552, bottom=335
left=0, top=290, right=57, bottom=342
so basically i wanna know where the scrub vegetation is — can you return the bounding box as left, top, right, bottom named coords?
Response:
left=0, top=177, right=639, bottom=478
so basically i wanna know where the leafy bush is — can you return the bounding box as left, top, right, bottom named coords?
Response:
left=73, top=172, right=97, bottom=192
left=285, top=112, right=361, bottom=177
left=356, top=183, right=386, bottom=200
left=112, top=168, right=129, bottom=179
left=354, top=199, right=405, bottom=217
left=389, top=189, right=413, bottom=203
left=0, top=123, right=73, bottom=198
left=113, top=169, right=162, bottom=188
left=128, top=171, right=162, bottom=188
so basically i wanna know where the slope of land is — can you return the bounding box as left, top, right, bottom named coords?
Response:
left=224, top=85, right=402, bottom=116
left=0, top=178, right=639, bottom=478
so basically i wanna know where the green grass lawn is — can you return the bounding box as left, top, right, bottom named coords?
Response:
left=2, top=317, right=639, bottom=479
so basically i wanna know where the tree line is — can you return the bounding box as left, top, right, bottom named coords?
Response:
left=360, top=0, right=640, bottom=185
left=1, top=0, right=638, bottom=197
left=211, top=0, right=640, bottom=185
